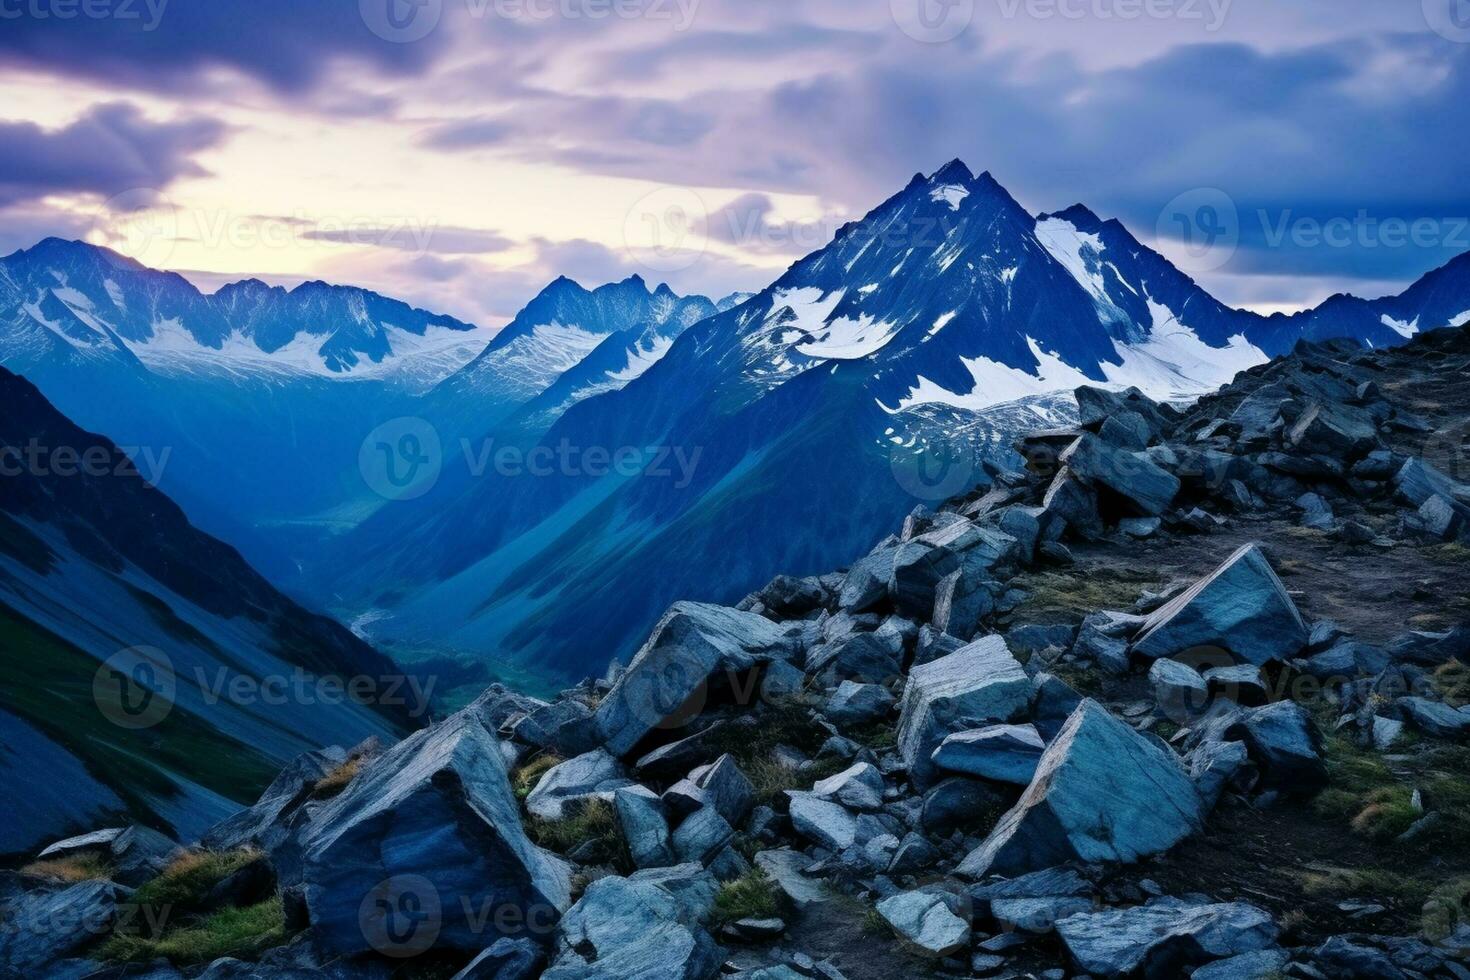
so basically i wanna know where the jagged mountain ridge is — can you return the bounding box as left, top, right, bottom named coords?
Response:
left=0, top=237, right=484, bottom=385
left=320, top=162, right=1470, bottom=679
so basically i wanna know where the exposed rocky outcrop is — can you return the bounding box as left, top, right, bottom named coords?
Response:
left=11, top=324, right=1470, bottom=980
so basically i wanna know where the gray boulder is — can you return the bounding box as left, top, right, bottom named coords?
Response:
left=1187, top=738, right=1254, bottom=809
left=812, top=762, right=886, bottom=812
left=958, top=700, right=1204, bottom=879
left=1076, top=386, right=1174, bottom=436
left=1149, top=659, right=1210, bottom=722
left=806, top=628, right=904, bottom=687
left=1099, top=410, right=1152, bottom=450
left=689, top=755, right=754, bottom=826
left=875, top=889, right=972, bottom=957
left=1131, top=544, right=1307, bottom=665
left=931, top=724, right=1045, bottom=785
left=822, top=682, right=895, bottom=727
left=1228, top=701, right=1326, bottom=795
left=1055, top=898, right=1278, bottom=977
left=1397, top=697, right=1470, bottom=740
left=1287, top=400, right=1380, bottom=461
left=525, top=749, right=632, bottom=821
left=450, top=938, right=545, bottom=980
left=1296, top=492, right=1335, bottom=530
left=289, top=708, right=570, bottom=957
left=37, top=825, right=180, bottom=888
left=1042, top=467, right=1104, bottom=538
left=785, top=792, right=860, bottom=851
left=1418, top=493, right=1470, bottom=541
left=1059, top=432, right=1181, bottom=517
left=1190, top=948, right=1291, bottom=980
left=1394, top=457, right=1470, bottom=509
left=838, top=542, right=900, bottom=613
left=595, top=602, right=794, bottom=756
left=897, top=636, right=1033, bottom=788
left=544, top=873, right=720, bottom=980
left=920, top=778, right=1009, bottom=836
left=203, top=745, right=349, bottom=853
left=671, top=807, right=735, bottom=868
left=754, top=849, right=828, bottom=910
left=991, top=895, right=1093, bottom=934
left=0, top=877, right=125, bottom=974
left=614, top=786, right=675, bottom=869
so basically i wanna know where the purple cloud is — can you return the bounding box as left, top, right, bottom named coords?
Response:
left=0, top=103, right=226, bottom=207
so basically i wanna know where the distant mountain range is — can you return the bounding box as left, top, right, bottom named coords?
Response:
left=0, top=367, right=413, bottom=857
left=4, top=161, right=1469, bottom=684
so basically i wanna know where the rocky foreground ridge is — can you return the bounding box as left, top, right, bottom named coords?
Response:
left=5, top=326, right=1470, bottom=978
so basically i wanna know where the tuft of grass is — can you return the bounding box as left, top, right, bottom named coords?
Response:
left=1049, top=664, right=1106, bottom=697
left=743, top=755, right=849, bottom=807
left=310, top=757, right=362, bottom=799
left=101, top=897, right=285, bottom=965
left=525, top=799, right=628, bottom=870
left=708, top=870, right=786, bottom=929
left=1434, top=660, right=1470, bottom=708
left=1424, top=542, right=1470, bottom=565
left=511, top=753, right=563, bottom=801
left=846, top=722, right=897, bottom=750
left=1012, top=567, right=1156, bottom=619
left=21, top=854, right=110, bottom=883
left=130, top=849, right=261, bottom=917
left=1298, top=868, right=1435, bottom=907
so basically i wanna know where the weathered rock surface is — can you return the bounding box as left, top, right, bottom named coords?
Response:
left=958, top=700, right=1204, bottom=878
left=930, top=723, right=1046, bottom=785
left=875, top=889, right=971, bottom=957
left=595, top=602, right=793, bottom=756
left=1055, top=898, right=1279, bottom=977
left=288, top=708, right=570, bottom=957
left=896, top=636, right=1033, bottom=788
left=1131, top=543, right=1307, bottom=665
left=544, top=870, right=720, bottom=980
left=525, top=749, right=632, bottom=820
left=0, top=877, right=126, bottom=974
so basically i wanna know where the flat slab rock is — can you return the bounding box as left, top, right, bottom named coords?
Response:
left=896, top=635, right=1033, bottom=788
left=958, top=700, right=1204, bottom=879
left=1131, top=543, right=1307, bottom=666
left=1055, top=898, right=1279, bottom=977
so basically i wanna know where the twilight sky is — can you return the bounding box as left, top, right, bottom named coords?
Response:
left=1, top=0, right=1467, bottom=326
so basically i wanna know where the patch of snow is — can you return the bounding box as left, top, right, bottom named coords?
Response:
left=1381, top=314, right=1419, bottom=339
left=890, top=305, right=1268, bottom=412
left=795, top=314, right=902, bottom=360
left=929, top=184, right=970, bottom=211
left=1033, top=217, right=1129, bottom=325
left=608, top=333, right=675, bottom=383
left=1450, top=310, right=1470, bottom=327
left=103, top=279, right=126, bottom=310
left=928, top=311, right=958, bottom=337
